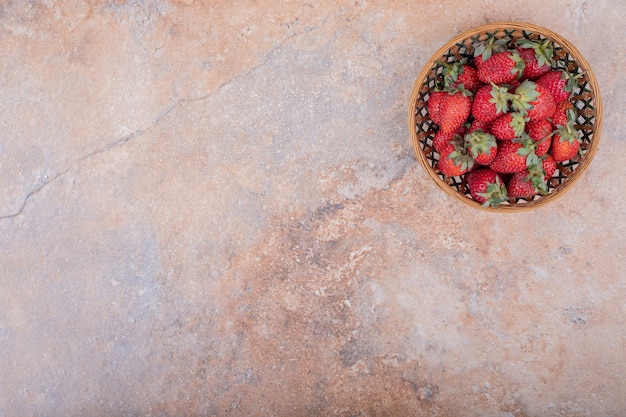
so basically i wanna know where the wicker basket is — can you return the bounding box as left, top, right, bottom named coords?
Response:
left=408, top=22, right=602, bottom=212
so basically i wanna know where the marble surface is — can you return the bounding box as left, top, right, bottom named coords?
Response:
left=1, top=1, right=625, bottom=416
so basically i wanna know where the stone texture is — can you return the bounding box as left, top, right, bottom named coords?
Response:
left=1, top=1, right=625, bottom=416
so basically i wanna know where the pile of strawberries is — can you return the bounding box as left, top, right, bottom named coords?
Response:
left=427, top=35, right=583, bottom=207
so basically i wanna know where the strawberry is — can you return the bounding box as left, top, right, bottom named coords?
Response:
left=464, top=130, right=498, bottom=165
left=466, top=168, right=508, bottom=207
left=551, top=137, right=579, bottom=163
left=471, top=83, right=511, bottom=123
left=490, top=113, right=527, bottom=141
left=477, top=50, right=525, bottom=84
left=536, top=70, right=581, bottom=103
left=512, top=80, right=556, bottom=122
left=440, top=60, right=480, bottom=92
left=432, top=125, right=466, bottom=154
left=432, top=130, right=455, bottom=154
left=550, top=100, right=575, bottom=128
left=507, top=153, right=553, bottom=198
left=438, top=88, right=472, bottom=134
left=468, top=118, right=492, bottom=134
left=454, top=64, right=480, bottom=92
left=542, top=154, right=557, bottom=178
left=489, top=141, right=527, bottom=173
left=551, top=122, right=581, bottom=162
left=427, top=91, right=448, bottom=125
left=527, top=84, right=556, bottom=122
left=525, top=118, right=553, bottom=156
left=516, top=38, right=554, bottom=80
left=474, top=55, right=486, bottom=71
left=507, top=170, right=542, bottom=198
left=473, top=35, right=511, bottom=70
left=489, top=136, right=539, bottom=174
left=437, top=138, right=474, bottom=177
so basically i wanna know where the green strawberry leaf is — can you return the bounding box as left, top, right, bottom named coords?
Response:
left=477, top=176, right=509, bottom=208
left=526, top=153, right=541, bottom=169
left=510, top=80, right=539, bottom=114
left=489, top=83, right=512, bottom=114
left=509, top=113, right=528, bottom=137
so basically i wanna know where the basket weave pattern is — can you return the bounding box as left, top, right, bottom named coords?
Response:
left=408, top=22, right=602, bottom=211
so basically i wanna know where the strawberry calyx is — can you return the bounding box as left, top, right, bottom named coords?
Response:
left=473, top=34, right=510, bottom=61
left=508, top=112, right=528, bottom=137
left=510, top=80, right=540, bottom=115
left=476, top=175, right=509, bottom=208
left=447, top=148, right=475, bottom=173
left=438, top=59, right=468, bottom=86
left=435, top=83, right=473, bottom=97
left=489, top=82, right=513, bottom=114
left=555, top=120, right=581, bottom=145
left=516, top=38, right=555, bottom=68
left=508, top=49, right=526, bottom=78
left=448, top=83, right=473, bottom=97
left=556, top=69, right=585, bottom=100
left=523, top=163, right=550, bottom=195
left=513, top=133, right=542, bottom=170
left=446, top=135, right=475, bottom=173
left=464, top=129, right=497, bottom=159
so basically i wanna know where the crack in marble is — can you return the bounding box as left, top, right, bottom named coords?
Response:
left=1, top=6, right=346, bottom=221
left=0, top=103, right=177, bottom=221
left=0, top=186, right=46, bottom=220
left=360, top=35, right=384, bottom=66
left=181, top=9, right=340, bottom=105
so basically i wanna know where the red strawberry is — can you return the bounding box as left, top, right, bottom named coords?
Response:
left=525, top=119, right=553, bottom=157
left=432, top=125, right=466, bottom=154
left=427, top=91, right=448, bottom=125
left=438, top=89, right=472, bottom=134
left=489, top=141, right=526, bottom=173
left=550, top=100, right=575, bottom=128
left=552, top=136, right=580, bottom=162
left=432, top=130, right=454, bottom=154
left=551, top=122, right=581, bottom=162
left=473, top=34, right=510, bottom=69
left=474, top=55, right=486, bottom=70
left=471, top=83, right=511, bottom=123
left=536, top=70, right=581, bottom=103
left=543, top=154, right=557, bottom=178
left=490, top=113, right=527, bottom=141
left=507, top=170, right=541, bottom=198
left=516, top=38, right=554, bottom=80
left=466, top=168, right=508, bottom=207
left=477, top=50, right=525, bottom=84
left=437, top=139, right=474, bottom=177
left=465, top=130, right=498, bottom=165
left=507, top=171, right=536, bottom=198
left=512, top=80, right=556, bottom=122
left=455, top=65, right=480, bottom=92
left=507, top=150, right=555, bottom=199
left=440, top=60, right=480, bottom=92
left=527, top=84, right=556, bottom=122
left=468, top=118, right=492, bottom=134
left=489, top=140, right=530, bottom=173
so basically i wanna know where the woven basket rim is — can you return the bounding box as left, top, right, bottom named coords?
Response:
left=408, top=22, right=603, bottom=212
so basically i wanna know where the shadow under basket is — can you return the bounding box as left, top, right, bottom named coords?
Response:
left=408, top=22, right=602, bottom=212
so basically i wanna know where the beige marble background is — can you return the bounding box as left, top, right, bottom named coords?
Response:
left=1, top=1, right=625, bottom=416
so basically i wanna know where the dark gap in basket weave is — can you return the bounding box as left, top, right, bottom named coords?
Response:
left=503, top=29, right=516, bottom=39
